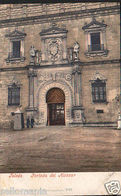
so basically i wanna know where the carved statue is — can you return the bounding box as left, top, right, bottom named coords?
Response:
left=30, top=45, right=36, bottom=64
left=73, top=42, right=80, bottom=61
left=30, top=45, right=36, bottom=57
left=68, top=47, right=73, bottom=62
left=37, top=51, right=42, bottom=64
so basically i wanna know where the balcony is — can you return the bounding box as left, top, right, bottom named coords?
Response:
left=6, top=52, right=25, bottom=63
left=85, top=44, right=108, bottom=57
left=88, top=44, right=104, bottom=52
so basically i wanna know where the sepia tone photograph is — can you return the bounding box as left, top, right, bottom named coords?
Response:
left=0, top=2, right=120, bottom=173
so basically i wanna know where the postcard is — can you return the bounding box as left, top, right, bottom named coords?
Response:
left=0, top=2, right=120, bottom=195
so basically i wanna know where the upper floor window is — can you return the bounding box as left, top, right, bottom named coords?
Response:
left=92, top=79, right=106, bottom=103
left=90, top=32, right=101, bottom=51
left=12, top=41, right=21, bottom=58
left=5, top=29, right=26, bottom=63
left=82, top=17, right=108, bottom=57
left=8, top=83, right=20, bottom=106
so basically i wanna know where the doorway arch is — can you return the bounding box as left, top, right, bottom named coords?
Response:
left=46, top=88, right=65, bottom=125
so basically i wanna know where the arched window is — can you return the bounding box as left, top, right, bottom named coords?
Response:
left=91, top=78, right=106, bottom=103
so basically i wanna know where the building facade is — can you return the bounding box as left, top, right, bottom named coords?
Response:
left=0, top=3, right=120, bottom=128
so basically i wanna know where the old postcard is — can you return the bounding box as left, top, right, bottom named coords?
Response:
left=0, top=2, right=120, bottom=195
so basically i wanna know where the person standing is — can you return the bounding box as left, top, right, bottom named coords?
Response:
left=31, top=117, right=34, bottom=128
left=26, top=117, right=30, bottom=128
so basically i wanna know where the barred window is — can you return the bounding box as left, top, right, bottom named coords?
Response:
left=8, top=84, right=20, bottom=105
left=92, top=79, right=106, bottom=103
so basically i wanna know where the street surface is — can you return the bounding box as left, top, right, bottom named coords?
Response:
left=0, top=126, right=121, bottom=173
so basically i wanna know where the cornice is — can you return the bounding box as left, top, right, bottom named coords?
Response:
left=0, top=5, right=119, bottom=28
left=0, top=59, right=120, bottom=72
left=0, top=67, right=27, bottom=72
left=82, top=59, right=120, bottom=66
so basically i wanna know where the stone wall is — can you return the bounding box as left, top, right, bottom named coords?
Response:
left=0, top=3, right=119, bottom=20
left=0, top=70, right=28, bottom=128
left=82, top=63, right=120, bottom=123
left=0, top=13, right=120, bottom=68
left=0, top=3, right=120, bottom=128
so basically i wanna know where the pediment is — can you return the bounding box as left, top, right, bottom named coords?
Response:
left=6, top=29, right=26, bottom=38
left=10, top=76, right=21, bottom=86
left=40, top=24, right=68, bottom=36
left=82, top=18, right=107, bottom=31
left=90, top=72, right=106, bottom=81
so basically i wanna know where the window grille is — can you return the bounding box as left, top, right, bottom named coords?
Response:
left=8, top=84, right=20, bottom=105
left=92, top=79, right=106, bottom=103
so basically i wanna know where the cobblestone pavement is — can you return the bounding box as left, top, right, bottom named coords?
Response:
left=0, top=126, right=121, bottom=173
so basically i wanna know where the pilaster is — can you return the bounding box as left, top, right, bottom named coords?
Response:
left=72, top=60, right=85, bottom=124
left=26, top=66, right=37, bottom=117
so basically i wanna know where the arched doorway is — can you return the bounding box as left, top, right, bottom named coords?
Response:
left=46, top=88, right=65, bottom=125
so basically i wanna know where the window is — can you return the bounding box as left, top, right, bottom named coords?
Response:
left=82, top=18, right=108, bottom=57
left=8, top=84, right=20, bottom=106
left=90, top=32, right=101, bottom=51
left=5, top=29, right=26, bottom=63
left=12, top=41, right=21, bottom=58
left=92, top=78, right=106, bottom=103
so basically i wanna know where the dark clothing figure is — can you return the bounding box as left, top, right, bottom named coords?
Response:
left=31, top=118, right=34, bottom=128
left=26, top=118, right=30, bottom=128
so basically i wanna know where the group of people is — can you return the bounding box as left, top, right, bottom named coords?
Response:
left=26, top=117, right=34, bottom=128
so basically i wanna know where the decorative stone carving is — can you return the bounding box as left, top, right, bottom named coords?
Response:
left=73, top=42, right=80, bottom=61
left=65, top=74, right=72, bottom=81
left=49, top=41, right=58, bottom=56
left=90, top=72, right=106, bottom=82
left=67, top=47, right=73, bottom=62
left=38, top=71, right=72, bottom=82
left=9, top=76, right=21, bottom=87
left=40, top=24, right=68, bottom=64
left=30, top=45, right=36, bottom=65
left=28, top=68, right=37, bottom=77
left=47, top=39, right=63, bottom=62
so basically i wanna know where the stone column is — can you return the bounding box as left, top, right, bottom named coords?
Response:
left=26, top=67, right=37, bottom=121
left=72, top=62, right=82, bottom=106
left=28, top=68, right=37, bottom=108
left=29, top=75, right=34, bottom=108
left=72, top=61, right=85, bottom=124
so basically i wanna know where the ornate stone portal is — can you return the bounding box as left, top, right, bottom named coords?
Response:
left=26, top=24, right=85, bottom=126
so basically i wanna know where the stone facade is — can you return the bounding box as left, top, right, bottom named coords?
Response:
left=0, top=3, right=120, bottom=128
